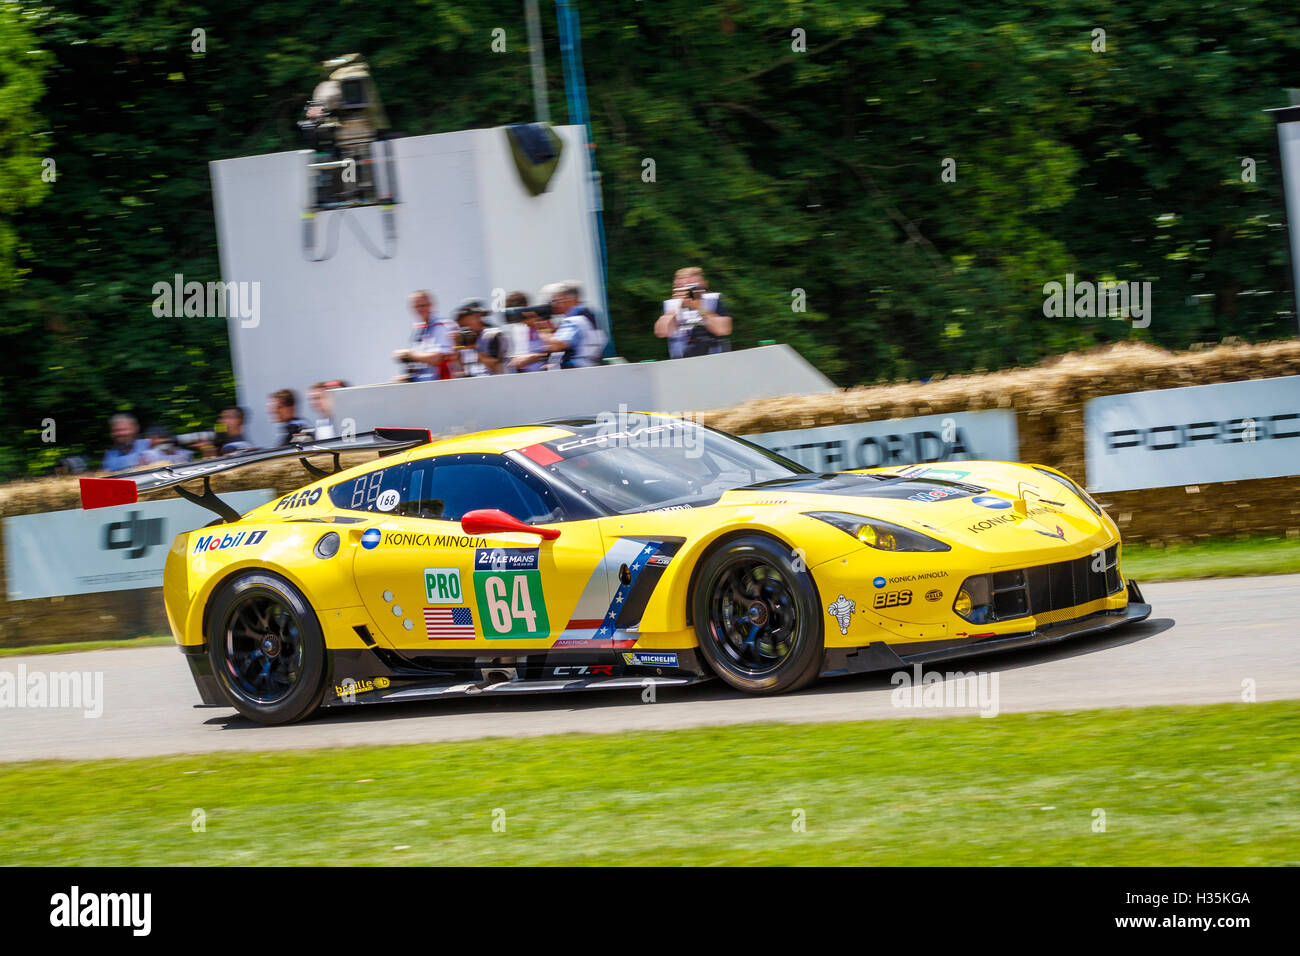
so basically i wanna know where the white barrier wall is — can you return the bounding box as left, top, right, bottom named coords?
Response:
left=328, top=345, right=837, bottom=437
left=210, top=125, right=606, bottom=448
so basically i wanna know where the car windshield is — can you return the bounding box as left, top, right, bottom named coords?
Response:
left=534, top=420, right=810, bottom=515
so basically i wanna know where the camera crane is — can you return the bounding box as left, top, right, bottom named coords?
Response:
left=297, top=54, right=400, bottom=261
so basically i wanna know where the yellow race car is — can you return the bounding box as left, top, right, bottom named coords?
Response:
left=80, top=415, right=1150, bottom=724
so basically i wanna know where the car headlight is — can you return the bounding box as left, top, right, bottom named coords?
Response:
left=954, top=575, right=993, bottom=623
left=804, top=512, right=951, bottom=552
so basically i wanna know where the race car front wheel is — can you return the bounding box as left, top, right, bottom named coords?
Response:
left=692, top=534, right=823, bottom=694
left=206, top=571, right=327, bottom=725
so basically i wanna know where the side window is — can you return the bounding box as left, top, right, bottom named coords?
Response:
left=328, top=462, right=409, bottom=514
left=407, top=455, right=562, bottom=523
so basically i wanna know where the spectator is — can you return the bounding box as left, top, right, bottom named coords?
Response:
left=545, top=280, right=606, bottom=369
left=393, top=290, right=458, bottom=382
left=143, top=424, right=194, bottom=465
left=507, top=300, right=555, bottom=373
left=655, top=266, right=732, bottom=357
left=500, top=291, right=533, bottom=372
left=308, top=381, right=345, bottom=439
left=266, top=389, right=312, bottom=446
left=217, top=406, right=254, bottom=455
left=102, top=413, right=157, bottom=472
left=453, top=299, right=506, bottom=376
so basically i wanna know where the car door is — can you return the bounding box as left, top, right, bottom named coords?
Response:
left=348, top=453, right=612, bottom=651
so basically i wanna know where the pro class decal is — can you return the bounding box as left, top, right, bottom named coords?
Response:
left=474, top=548, right=549, bottom=639
left=424, top=567, right=464, bottom=605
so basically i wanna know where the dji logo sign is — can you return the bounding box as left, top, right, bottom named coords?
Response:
left=102, top=511, right=164, bottom=560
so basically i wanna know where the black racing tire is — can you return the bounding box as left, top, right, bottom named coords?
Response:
left=692, top=534, right=824, bottom=694
left=206, top=571, right=327, bottom=725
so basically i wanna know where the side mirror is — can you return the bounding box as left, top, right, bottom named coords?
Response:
left=460, top=508, right=561, bottom=541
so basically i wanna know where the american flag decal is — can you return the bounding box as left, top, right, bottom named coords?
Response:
left=424, top=606, right=476, bottom=640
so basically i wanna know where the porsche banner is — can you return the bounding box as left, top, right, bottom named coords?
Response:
left=4, top=490, right=274, bottom=601
left=1083, top=375, right=1300, bottom=492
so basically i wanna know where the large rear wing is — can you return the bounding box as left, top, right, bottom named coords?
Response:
left=79, top=427, right=431, bottom=522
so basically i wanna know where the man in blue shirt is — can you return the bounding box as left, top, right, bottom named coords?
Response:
left=393, top=289, right=458, bottom=381
left=101, top=413, right=158, bottom=472
left=545, top=281, right=605, bottom=369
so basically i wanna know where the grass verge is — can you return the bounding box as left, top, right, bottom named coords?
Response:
left=0, top=635, right=172, bottom=659
left=0, top=701, right=1295, bottom=866
left=1123, top=535, right=1300, bottom=581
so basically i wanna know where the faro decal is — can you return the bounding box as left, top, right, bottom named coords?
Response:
left=274, top=487, right=322, bottom=511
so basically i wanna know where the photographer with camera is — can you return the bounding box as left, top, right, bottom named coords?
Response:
left=504, top=297, right=555, bottom=373
left=546, top=281, right=606, bottom=369
left=394, top=290, right=459, bottom=382
left=655, top=266, right=732, bottom=358
left=453, top=298, right=505, bottom=376
left=499, top=291, right=532, bottom=372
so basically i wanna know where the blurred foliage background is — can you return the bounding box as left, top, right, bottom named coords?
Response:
left=0, top=0, right=1298, bottom=476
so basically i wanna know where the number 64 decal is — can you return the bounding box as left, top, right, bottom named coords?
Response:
left=475, top=570, right=550, bottom=638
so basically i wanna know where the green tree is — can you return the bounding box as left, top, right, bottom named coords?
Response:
left=2, top=0, right=1299, bottom=478
left=0, top=0, right=51, bottom=292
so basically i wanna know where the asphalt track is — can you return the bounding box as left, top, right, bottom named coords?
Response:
left=1, top=574, right=1297, bottom=763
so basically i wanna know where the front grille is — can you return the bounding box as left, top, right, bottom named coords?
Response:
left=990, top=545, right=1120, bottom=622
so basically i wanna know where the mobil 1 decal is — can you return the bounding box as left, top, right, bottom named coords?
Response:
left=473, top=547, right=550, bottom=639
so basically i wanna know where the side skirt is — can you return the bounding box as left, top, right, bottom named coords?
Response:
left=319, top=646, right=712, bottom=708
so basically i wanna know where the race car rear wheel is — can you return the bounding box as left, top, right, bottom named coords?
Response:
left=206, top=571, right=326, bottom=725
left=692, top=535, right=823, bottom=694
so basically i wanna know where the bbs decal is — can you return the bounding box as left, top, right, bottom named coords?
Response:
left=873, top=589, right=912, bottom=609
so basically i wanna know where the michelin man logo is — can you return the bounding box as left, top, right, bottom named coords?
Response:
left=826, top=594, right=856, bottom=635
